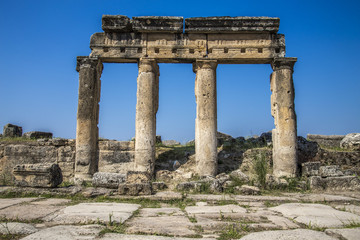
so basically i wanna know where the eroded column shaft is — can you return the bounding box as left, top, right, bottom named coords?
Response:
left=75, top=57, right=102, bottom=181
left=134, top=59, right=159, bottom=176
left=194, top=60, right=218, bottom=177
left=271, top=58, right=298, bottom=178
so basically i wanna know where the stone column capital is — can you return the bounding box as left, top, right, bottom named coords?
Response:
left=138, top=58, right=159, bottom=74
left=271, top=57, right=297, bottom=72
left=76, top=56, right=101, bottom=72
left=193, top=60, right=218, bottom=73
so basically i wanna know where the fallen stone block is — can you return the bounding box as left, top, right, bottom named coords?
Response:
left=126, top=171, right=151, bottom=183
left=340, top=133, right=360, bottom=151
left=3, top=123, right=22, bottom=137
left=13, top=163, right=63, bottom=188
left=23, top=131, right=53, bottom=139
left=302, top=161, right=320, bottom=177
left=118, top=183, right=152, bottom=196
left=319, top=165, right=344, bottom=177
left=229, top=169, right=250, bottom=182
left=176, top=181, right=202, bottom=192
left=236, top=185, right=260, bottom=195
left=151, top=182, right=167, bottom=191
left=92, top=172, right=126, bottom=189
left=310, top=176, right=360, bottom=191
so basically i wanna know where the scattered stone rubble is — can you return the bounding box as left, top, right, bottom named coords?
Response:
left=341, top=133, right=360, bottom=151
left=302, top=161, right=360, bottom=191
left=1, top=123, right=360, bottom=195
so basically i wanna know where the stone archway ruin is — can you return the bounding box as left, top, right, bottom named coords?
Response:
left=75, top=15, right=298, bottom=182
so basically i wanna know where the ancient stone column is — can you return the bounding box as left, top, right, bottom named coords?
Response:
left=193, top=60, right=218, bottom=177
left=75, top=56, right=102, bottom=182
left=134, top=59, right=159, bottom=177
left=270, top=57, right=298, bottom=178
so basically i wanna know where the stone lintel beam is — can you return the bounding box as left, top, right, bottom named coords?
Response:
left=102, top=15, right=132, bottom=33
left=134, top=58, right=159, bottom=177
left=193, top=60, right=218, bottom=177
left=102, top=15, right=183, bottom=33
left=270, top=57, right=298, bottom=178
left=132, top=16, right=183, bottom=33
left=75, top=56, right=103, bottom=182
left=185, top=17, right=280, bottom=33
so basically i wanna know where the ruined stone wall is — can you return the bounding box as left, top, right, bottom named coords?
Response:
left=0, top=139, right=135, bottom=183
left=98, top=140, right=135, bottom=174
left=307, top=134, right=345, bottom=148
left=0, top=136, right=358, bottom=184
left=0, top=139, right=75, bottom=183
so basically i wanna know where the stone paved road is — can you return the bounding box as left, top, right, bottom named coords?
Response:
left=0, top=192, right=359, bottom=239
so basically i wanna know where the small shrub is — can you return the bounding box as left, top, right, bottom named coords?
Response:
left=218, top=224, right=245, bottom=240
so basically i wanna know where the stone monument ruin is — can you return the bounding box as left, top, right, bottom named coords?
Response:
left=75, top=15, right=298, bottom=183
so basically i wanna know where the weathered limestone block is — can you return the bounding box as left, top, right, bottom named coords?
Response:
left=270, top=58, right=298, bottom=178
left=185, top=17, right=280, bottom=33
left=309, top=176, right=360, bottom=191
left=75, top=56, right=102, bottom=182
left=301, top=162, right=320, bottom=177
left=3, top=124, right=22, bottom=137
left=132, top=16, right=183, bottom=33
left=307, top=134, right=345, bottom=148
left=193, top=60, right=218, bottom=177
left=13, top=163, right=63, bottom=187
left=297, top=136, right=319, bottom=164
left=118, top=183, right=152, bottom=196
left=319, top=165, right=344, bottom=177
left=23, top=131, right=53, bottom=139
left=340, top=133, right=360, bottom=151
left=176, top=181, right=203, bottom=192
left=229, top=169, right=250, bottom=182
left=98, top=140, right=135, bottom=173
left=102, top=15, right=132, bottom=32
left=134, top=59, right=159, bottom=176
left=162, top=140, right=180, bottom=146
left=236, top=185, right=260, bottom=195
left=92, top=172, right=126, bottom=189
left=151, top=182, right=167, bottom=191
left=126, top=171, right=151, bottom=183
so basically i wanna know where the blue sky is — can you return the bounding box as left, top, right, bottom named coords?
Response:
left=1, top=0, right=359, bottom=142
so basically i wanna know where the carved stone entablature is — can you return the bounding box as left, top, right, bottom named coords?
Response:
left=90, top=15, right=287, bottom=64
left=184, top=17, right=280, bottom=33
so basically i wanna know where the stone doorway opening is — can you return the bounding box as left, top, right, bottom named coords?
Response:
left=217, top=64, right=274, bottom=138
left=156, top=63, right=196, bottom=144
left=98, top=63, right=138, bottom=141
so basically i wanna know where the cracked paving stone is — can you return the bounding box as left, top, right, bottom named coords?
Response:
left=239, top=229, right=337, bottom=240
left=44, top=202, right=140, bottom=224
left=271, top=203, right=360, bottom=228
left=20, top=224, right=104, bottom=240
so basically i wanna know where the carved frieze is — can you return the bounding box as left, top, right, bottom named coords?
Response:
left=89, top=15, right=287, bottom=63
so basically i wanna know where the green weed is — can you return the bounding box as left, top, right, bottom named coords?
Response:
left=218, top=224, right=246, bottom=240
left=253, top=152, right=267, bottom=188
